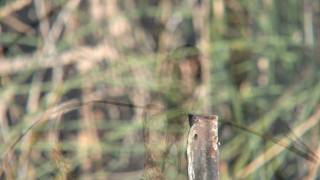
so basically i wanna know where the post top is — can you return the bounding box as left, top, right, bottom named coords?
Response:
left=188, top=113, right=218, bottom=126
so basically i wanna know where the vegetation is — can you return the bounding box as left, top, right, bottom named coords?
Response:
left=0, top=0, right=319, bottom=179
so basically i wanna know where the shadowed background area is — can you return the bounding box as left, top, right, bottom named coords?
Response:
left=0, top=0, right=319, bottom=179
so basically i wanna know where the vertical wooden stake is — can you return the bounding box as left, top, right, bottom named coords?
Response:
left=187, top=114, right=219, bottom=180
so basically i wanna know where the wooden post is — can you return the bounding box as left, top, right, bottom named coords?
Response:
left=187, top=114, right=219, bottom=180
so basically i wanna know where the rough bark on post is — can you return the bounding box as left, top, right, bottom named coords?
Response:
left=187, top=114, right=219, bottom=180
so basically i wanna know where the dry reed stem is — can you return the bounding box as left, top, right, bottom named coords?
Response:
left=191, top=0, right=211, bottom=114
left=1, top=15, right=35, bottom=34
left=0, top=41, right=118, bottom=75
left=0, top=100, right=79, bottom=161
left=157, top=0, right=173, bottom=52
left=51, top=146, right=71, bottom=180
left=236, top=107, right=320, bottom=178
left=43, top=0, right=81, bottom=53
left=0, top=91, right=151, bottom=178
left=16, top=71, right=45, bottom=179
left=34, top=0, right=50, bottom=41
left=0, top=100, right=79, bottom=179
left=0, top=0, right=32, bottom=19
left=304, top=145, right=320, bottom=180
left=0, top=89, right=15, bottom=179
left=78, top=81, right=103, bottom=177
left=115, top=60, right=150, bottom=170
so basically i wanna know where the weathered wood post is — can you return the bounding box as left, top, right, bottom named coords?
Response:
left=187, top=114, right=219, bottom=180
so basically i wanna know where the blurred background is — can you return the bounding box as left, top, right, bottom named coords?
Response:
left=0, top=0, right=319, bottom=179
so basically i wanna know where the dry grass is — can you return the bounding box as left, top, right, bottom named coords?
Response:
left=0, top=0, right=319, bottom=179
